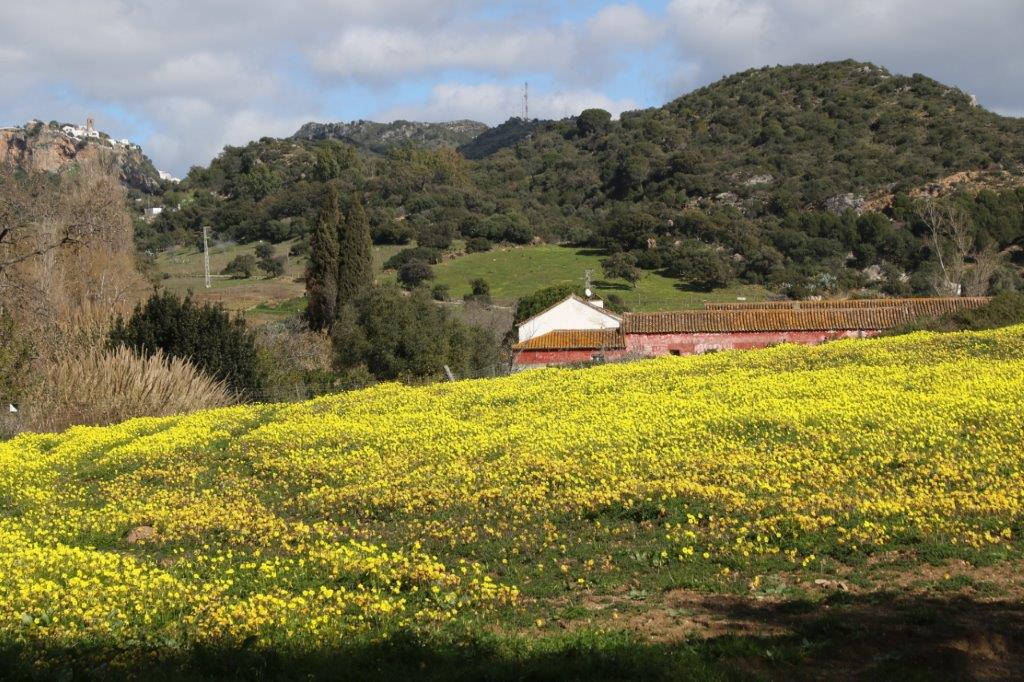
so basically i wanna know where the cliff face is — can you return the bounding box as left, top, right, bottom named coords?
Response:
left=292, top=119, right=489, bottom=153
left=0, top=122, right=162, bottom=193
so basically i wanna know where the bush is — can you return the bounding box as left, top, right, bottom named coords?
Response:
left=254, top=242, right=275, bottom=260
left=886, top=291, right=1024, bottom=335
left=470, top=278, right=490, bottom=297
left=259, top=255, right=286, bottom=278
left=20, top=346, right=233, bottom=433
left=383, top=246, right=442, bottom=270
left=465, top=237, right=492, bottom=253
left=222, top=254, right=257, bottom=279
left=289, top=238, right=310, bottom=257
left=332, top=286, right=497, bottom=382
left=397, top=261, right=435, bottom=289
left=464, top=278, right=492, bottom=304
left=600, top=251, right=641, bottom=287
left=416, top=222, right=456, bottom=250
left=254, top=321, right=335, bottom=402
left=665, top=243, right=734, bottom=291
left=109, top=291, right=266, bottom=398
left=431, top=284, right=450, bottom=301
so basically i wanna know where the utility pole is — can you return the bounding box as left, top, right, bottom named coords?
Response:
left=203, top=226, right=211, bottom=288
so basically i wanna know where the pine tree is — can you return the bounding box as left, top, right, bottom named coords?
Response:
left=336, top=193, right=374, bottom=310
left=305, top=185, right=341, bottom=331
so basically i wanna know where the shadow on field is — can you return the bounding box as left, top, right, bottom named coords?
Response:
left=2, top=594, right=1022, bottom=681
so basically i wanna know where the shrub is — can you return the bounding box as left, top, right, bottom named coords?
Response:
left=332, top=286, right=497, bottom=382
left=222, top=254, right=257, bottom=279
left=465, top=237, right=492, bottom=253
left=109, top=291, right=266, bottom=398
left=885, top=291, right=1024, bottom=335
left=432, top=284, right=450, bottom=301
left=383, top=246, right=442, bottom=270
left=397, top=261, right=435, bottom=289
left=416, top=222, right=456, bottom=250
left=259, top=255, right=286, bottom=278
left=254, top=242, right=275, bottom=260
left=470, top=278, right=490, bottom=297
left=20, top=346, right=233, bottom=432
left=600, top=251, right=641, bottom=287
left=665, top=243, right=734, bottom=291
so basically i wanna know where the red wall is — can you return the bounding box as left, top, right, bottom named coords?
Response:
left=513, top=348, right=631, bottom=368
left=625, top=330, right=879, bottom=356
left=513, top=330, right=882, bottom=369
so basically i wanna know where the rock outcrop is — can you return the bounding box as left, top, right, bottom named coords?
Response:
left=0, top=121, right=162, bottom=193
left=292, top=119, right=489, bottom=153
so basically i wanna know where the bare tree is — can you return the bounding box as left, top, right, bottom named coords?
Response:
left=916, top=199, right=1001, bottom=296
left=0, top=162, right=146, bottom=336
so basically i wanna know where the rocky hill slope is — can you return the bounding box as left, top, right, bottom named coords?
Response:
left=477, top=60, right=1024, bottom=212
left=0, top=120, right=163, bottom=193
left=457, top=117, right=549, bottom=160
left=292, top=119, right=489, bottom=153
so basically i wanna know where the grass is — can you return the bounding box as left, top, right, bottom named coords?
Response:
left=156, top=242, right=769, bottom=321
left=377, top=244, right=769, bottom=311
left=155, top=240, right=405, bottom=323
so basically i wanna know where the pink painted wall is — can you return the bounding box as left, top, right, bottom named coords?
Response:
left=513, top=330, right=883, bottom=369
left=513, top=348, right=631, bottom=368
left=625, top=330, right=879, bottom=356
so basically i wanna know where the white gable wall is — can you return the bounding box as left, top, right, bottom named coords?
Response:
left=517, top=297, right=620, bottom=342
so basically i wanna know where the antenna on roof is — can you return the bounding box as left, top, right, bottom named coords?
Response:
left=584, top=269, right=593, bottom=298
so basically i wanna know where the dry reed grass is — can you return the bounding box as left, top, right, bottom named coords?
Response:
left=16, top=345, right=235, bottom=433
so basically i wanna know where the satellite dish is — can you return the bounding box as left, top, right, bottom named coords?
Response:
left=584, top=288, right=593, bottom=298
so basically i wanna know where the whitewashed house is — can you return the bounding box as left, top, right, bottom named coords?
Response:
left=517, top=294, right=620, bottom=343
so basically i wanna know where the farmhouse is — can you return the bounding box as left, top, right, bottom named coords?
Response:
left=511, top=296, right=989, bottom=370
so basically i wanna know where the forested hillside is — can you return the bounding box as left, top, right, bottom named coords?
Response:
left=147, top=60, right=1024, bottom=299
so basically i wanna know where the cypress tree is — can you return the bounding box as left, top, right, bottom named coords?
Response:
left=336, top=193, right=374, bottom=310
left=305, top=185, right=341, bottom=331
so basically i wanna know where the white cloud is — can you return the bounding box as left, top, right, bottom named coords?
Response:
left=586, top=4, right=664, bottom=48
left=379, top=82, right=637, bottom=124
left=310, top=25, right=572, bottom=82
left=663, top=0, right=1024, bottom=110
left=0, top=0, right=1021, bottom=175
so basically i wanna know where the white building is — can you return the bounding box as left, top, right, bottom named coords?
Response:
left=517, top=294, right=620, bottom=343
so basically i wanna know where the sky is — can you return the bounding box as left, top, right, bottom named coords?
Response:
left=2, top=1, right=1022, bottom=176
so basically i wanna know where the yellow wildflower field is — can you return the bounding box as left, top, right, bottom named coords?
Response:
left=1, top=325, right=1023, bottom=669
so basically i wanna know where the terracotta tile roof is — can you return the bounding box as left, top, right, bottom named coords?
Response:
left=513, top=329, right=626, bottom=351
left=704, top=297, right=990, bottom=316
left=623, top=307, right=931, bottom=334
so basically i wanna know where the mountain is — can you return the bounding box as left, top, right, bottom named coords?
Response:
left=291, top=119, right=489, bottom=154
left=151, top=61, right=1024, bottom=299
left=0, top=119, right=163, bottom=193
left=457, top=117, right=550, bottom=160
left=478, top=60, right=1024, bottom=212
